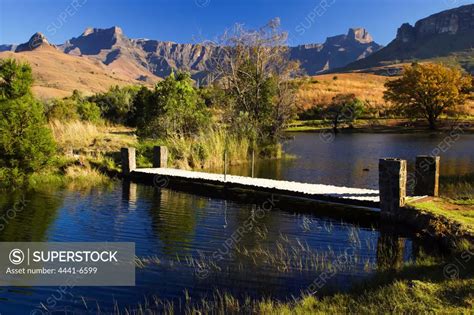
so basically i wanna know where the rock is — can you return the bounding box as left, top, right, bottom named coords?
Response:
left=15, top=32, right=55, bottom=52
left=344, top=4, right=474, bottom=74
left=57, top=26, right=382, bottom=79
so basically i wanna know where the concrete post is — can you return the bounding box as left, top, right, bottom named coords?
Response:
left=379, top=158, right=407, bottom=217
left=121, top=147, right=136, bottom=176
left=153, top=146, right=168, bottom=168
left=415, top=156, right=440, bottom=197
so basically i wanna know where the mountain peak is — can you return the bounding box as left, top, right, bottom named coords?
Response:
left=342, top=4, right=474, bottom=74
left=347, top=28, right=374, bottom=43
left=81, top=26, right=124, bottom=37
left=63, top=26, right=130, bottom=55
left=324, top=28, right=376, bottom=46
left=15, top=32, right=53, bottom=52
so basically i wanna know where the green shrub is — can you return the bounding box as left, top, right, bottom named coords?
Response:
left=89, top=85, right=139, bottom=124
left=45, top=99, right=79, bottom=121
left=0, top=58, right=56, bottom=187
left=76, top=100, right=101, bottom=123
left=0, top=95, right=56, bottom=186
left=136, top=72, right=211, bottom=139
left=45, top=90, right=102, bottom=123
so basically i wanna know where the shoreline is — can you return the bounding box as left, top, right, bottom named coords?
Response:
left=285, top=118, right=474, bottom=134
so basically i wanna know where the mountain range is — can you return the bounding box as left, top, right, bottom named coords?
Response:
left=342, top=4, right=474, bottom=74
left=1, top=3, right=473, bottom=99
left=0, top=26, right=382, bottom=82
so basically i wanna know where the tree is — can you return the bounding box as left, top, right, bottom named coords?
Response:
left=0, top=59, right=55, bottom=185
left=136, top=72, right=210, bottom=139
left=0, top=59, right=33, bottom=100
left=208, top=18, right=300, bottom=147
left=45, top=90, right=101, bottom=123
left=384, top=63, right=472, bottom=130
left=71, top=90, right=102, bottom=123
left=324, top=93, right=365, bottom=133
left=89, top=85, right=139, bottom=124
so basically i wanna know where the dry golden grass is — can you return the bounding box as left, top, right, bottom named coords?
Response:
left=297, top=72, right=474, bottom=115
left=296, top=73, right=391, bottom=110
left=65, top=164, right=108, bottom=182
left=0, top=47, right=156, bottom=100
left=49, top=120, right=137, bottom=153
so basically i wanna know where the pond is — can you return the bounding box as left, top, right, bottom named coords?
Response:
left=0, top=132, right=472, bottom=314
left=224, top=132, right=474, bottom=189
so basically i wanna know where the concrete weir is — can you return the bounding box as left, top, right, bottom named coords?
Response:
left=131, top=167, right=380, bottom=207
left=122, top=146, right=379, bottom=208
left=122, top=147, right=441, bottom=212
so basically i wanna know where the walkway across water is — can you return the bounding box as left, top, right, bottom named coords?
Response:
left=130, top=168, right=380, bottom=208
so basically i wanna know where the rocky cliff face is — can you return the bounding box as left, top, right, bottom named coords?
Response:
left=290, top=28, right=382, bottom=75
left=413, top=4, right=474, bottom=37
left=395, top=4, right=474, bottom=42
left=59, top=27, right=158, bottom=82
left=15, top=32, right=55, bottom=52
left=344, top=4, right=474, bottom=72
left=55, top=26, right=381, bottom=80
left=132, top=39, right=217, bottom=80
left=3, top=25, right=381, bottom=80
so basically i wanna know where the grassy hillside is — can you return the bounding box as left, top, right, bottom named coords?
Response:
left=296, top=72, right=474, bottom=116
left=0, top=46, right=153, bottom=99
left=296, top=73, right=390, bottom=111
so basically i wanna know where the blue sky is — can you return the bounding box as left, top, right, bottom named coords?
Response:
left=0, top=0, right=472, bottom=46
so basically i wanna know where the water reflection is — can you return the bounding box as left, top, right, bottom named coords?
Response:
left=218, top=133, right=474, bottom=189
left=0, top=183, right=442, bottom=314
left=147, top=187, right=204, bottom=256
left=376, top=230, right=406, bottom=271
left=0, top=191, right=62, bottom=242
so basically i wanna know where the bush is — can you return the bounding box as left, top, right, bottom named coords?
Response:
left=89, top=85, right=139, bottom=124
left=45, top=90, right=102, bottom=123
left=45, top=99, right=80, bottom=121
left=76, top=100, right=101, bottom=123
left=136, top=72, right=211, bottom=139
left=0, top=95, right=56, bottom=184
left=298, top=106, right=324, bottom=120
left=0, top=58, right=56, bottom=187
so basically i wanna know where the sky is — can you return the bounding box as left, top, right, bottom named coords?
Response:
left=0, top=0, right=473, bottom=46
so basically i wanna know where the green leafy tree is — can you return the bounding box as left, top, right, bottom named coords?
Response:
left=89, top=85, right=139, bottom=124
left=324, top=93, right=365, bottom=133
left=45, top=90, right=101, bottom=123
left=129, top=86, right=153, bottom=127
left=137, top=72, right=210, bottom=139
left=0, top=59, right=33, bottom=100
left=384, top=63, right=472, bottom=130
left=70, top=90, right=101, bottom=123
left=0, top=59, right=55, bottom=185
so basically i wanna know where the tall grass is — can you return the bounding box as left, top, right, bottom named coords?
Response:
left=49, top=119, right=137, bottom=153
left=166, top=128, right=251, bottom=169
left=49, top=119, right=101, bottom=150
left=138, top=128, right=252, bottom=170
left=440, top=173, right=474, bottom=202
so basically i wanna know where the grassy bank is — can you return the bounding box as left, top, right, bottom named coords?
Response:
left=136, top=129, right=257, bottom=170
left=43, top=120, right=262, bottom=184
left=286, top=118, right=474, bottom=133
left=110, top=254, right=473, bottom=314
left=409, top=198, right=473, bottom=235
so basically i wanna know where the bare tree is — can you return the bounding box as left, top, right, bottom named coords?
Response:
left=206, top=18, right=301, bottom=146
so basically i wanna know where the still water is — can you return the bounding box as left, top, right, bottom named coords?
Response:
left=0, top=132, right=472, bottom=314
left=225, top=132, right=474, bottom=189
